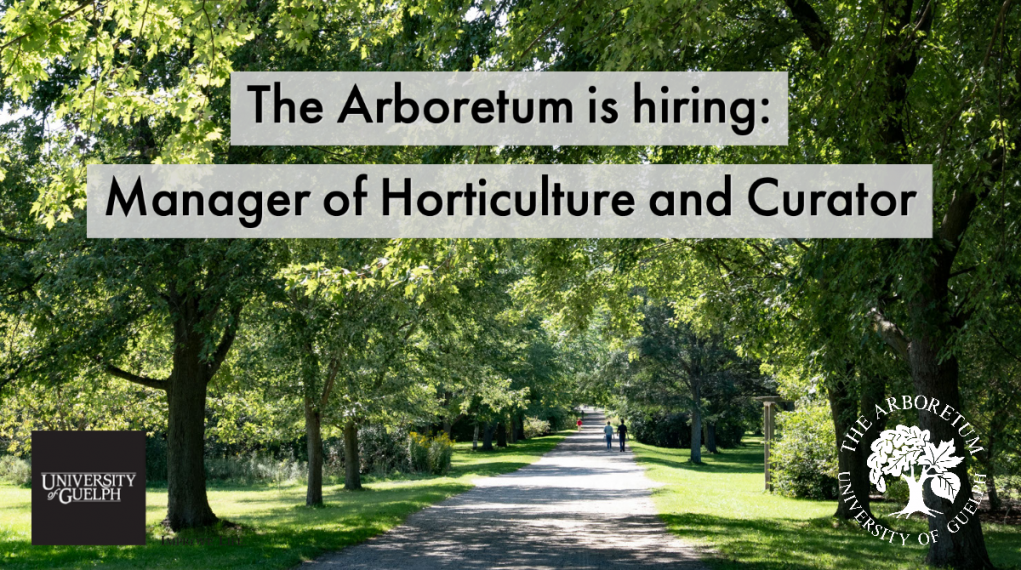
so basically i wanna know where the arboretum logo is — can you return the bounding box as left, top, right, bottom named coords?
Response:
left=836, top=395, right=985, bottom=547
left=32, top=431, right=146, bottom=545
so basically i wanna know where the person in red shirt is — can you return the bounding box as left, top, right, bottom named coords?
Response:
left=576, top=418, right=583, bottom=428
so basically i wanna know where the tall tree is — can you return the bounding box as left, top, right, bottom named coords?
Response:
left=507, top=1, right=1019, bottom=565
left=622, top=300, right=766, bottom=463
left=31, top=236, right=271, bottom=529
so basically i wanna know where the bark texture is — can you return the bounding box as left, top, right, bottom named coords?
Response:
left=496, top=421, right=508, bottom=447
left=164, top=337, right=218, bottom=530
left=910, top=333, right=992, bottom=568
left=344, top=420, right=362, bottom=490
left=304, top=400, right=324, bottom=506
left=481, top=422, right=495, bottom=451
left=705, top=422, right=718, bottom=454
left=689, top=406, right=702, bottom=464
left=158, top=297, right=239, bottom=530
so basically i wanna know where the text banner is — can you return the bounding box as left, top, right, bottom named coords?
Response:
left=230, top=72, right=787, bottom=146
left=88, top=165, right=931, bottom=238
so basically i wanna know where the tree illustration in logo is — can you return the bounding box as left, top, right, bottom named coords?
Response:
left=867, top=425, right=964, bottom=518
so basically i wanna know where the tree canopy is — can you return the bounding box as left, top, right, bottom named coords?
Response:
left=1, top=1, right=1019, bottom=568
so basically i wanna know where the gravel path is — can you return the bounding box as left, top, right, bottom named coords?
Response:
left=302, top=408, right=705, bottom=569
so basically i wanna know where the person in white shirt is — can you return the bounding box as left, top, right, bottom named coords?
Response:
left=603, top=422, right=614, bottom=450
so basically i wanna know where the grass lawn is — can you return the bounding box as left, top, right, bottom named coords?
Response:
left=0, top=432, right=569, bottom=569
left=632, top=436, right=1021, bottom=570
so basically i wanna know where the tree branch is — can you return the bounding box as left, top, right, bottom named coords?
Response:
left=3, top=272, right=43, bottom=297
left=104, top=363, right=167, bottom=391
left=783, top=0, right=832, bottom=54
left=0, top=0, right=98, bottom=54
left=320, top=354, right=342, bottom=407
left=518, top=0, right=586, bottom=62
left=949, top=265, right=977, bottom=278
left=207, top=304, right=242, bottom=381
left=870, top=309, right=910, bottom=362
left=0, top=232, right=39, bottom=243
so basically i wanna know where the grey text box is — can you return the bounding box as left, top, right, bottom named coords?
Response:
left=87, top=165, right=931, bottom=239
left=230, top=72, right=787, bottom=146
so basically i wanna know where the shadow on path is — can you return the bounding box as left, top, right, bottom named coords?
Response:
left=302, top=409, right=705, bottom=570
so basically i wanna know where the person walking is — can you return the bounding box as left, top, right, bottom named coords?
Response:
left=603, top=421, right=614, bottom=450
left=577, top=418, right=583, bottom=428
left=618, top=421, right=628, bottom=452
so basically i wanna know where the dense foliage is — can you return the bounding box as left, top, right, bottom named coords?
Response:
left=770, top=399, right=839, bottom=500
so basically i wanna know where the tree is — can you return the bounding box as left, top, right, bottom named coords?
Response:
left=622, top=300, right=766, bottom=463
left=868, top=425, right=964, bottom=519
left=265, top=239, right=399, bottom=503
left=508, top=0, right=1018, bottom=564
left=36, top=238, right=272, bottom=530
left=273, top=239, right=433, bottom=494
left=0, top=0, right=472, bottom=523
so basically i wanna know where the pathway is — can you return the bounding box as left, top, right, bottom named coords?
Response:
left=303, top=408, right=705, bottom=569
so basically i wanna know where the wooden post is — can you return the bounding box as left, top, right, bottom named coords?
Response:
left=763, top=402, right=773, bottom=491
left=754, top=396, right=790, bottom=493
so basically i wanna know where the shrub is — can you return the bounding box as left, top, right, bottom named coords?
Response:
left=771, top=400, right=838, bottom=500
left=712, top=416, right=748, bottom=448
left=323, top=438, right=345, bottom=479
left=409, top=432, right=431, bottom=473
left=358, top=425, right=411, bottom=475
left=0, top=455, right=31, bottom=485
left=427, top=433, right=454, bottom=475
left=409, top=432, right=454, bottom=475
left=628, top=411, right=691, bottom=449
left=542, top=408, right=579, bottom=431
left=523, top=417, right=551, bottom=439
left=205, top=454, right=306, bottom=485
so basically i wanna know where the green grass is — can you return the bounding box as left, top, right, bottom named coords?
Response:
left=632, top=435, right=1021, bottom=570
left=0, top=432, right=569, bottom=569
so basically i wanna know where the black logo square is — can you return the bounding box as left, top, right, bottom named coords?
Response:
left=32, top=431, right=146, bottom=545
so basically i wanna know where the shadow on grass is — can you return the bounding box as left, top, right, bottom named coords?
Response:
left=450, top=460, right=549, bottom=478
left=3, top=483, right=477, bottom=570
left=638, top=453, right=762, bottom=475
left=659, top=509, right=1021, bottom=570
left=2, top=435, right=571, bottom=570
left=659, top=512, right=930, bottom=570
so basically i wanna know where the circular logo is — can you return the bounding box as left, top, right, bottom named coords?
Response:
left=837, top=395, right=986, bottom=547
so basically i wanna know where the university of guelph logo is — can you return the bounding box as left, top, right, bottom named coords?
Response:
left=32, top=431, right=146, bottom=545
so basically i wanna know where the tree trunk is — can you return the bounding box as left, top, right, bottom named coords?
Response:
left=705, top=421, right=718, bottom=453
left=979, top=406, right=1003, bottom=511
left=515, top=413, right=526, bottom=441
left=859, top=374, right=887, bottom=456
left=910, top=332, right=993, bottom=569
left=304, top=398, right=324, bottom=506
left=343, top=420, right=361, bottom=491
left=481, top=421, right=495, bottom=451
left=164, top=332, right=218, bottom=531
left=690, top=406, right=702, bottom=464
left=984, top=470, right=1001, bottom=512
left=855, top=373, right=886, bottom=517
left=472, top=423, right=479, bottom=451
left=828, top=371, right=872, bottom=519
left=508, top=418, right=517, bottom=444
left=496, top=420, right=508, bottom=447
left=443, top=417, right=453, bottom=439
